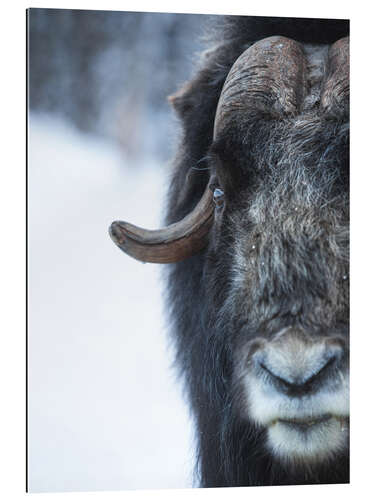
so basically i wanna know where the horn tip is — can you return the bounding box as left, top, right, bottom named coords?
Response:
left=109, top=220, right=127, bottom=246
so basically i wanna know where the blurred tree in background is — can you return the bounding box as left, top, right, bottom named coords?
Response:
left=28, top=9, right=207, bottom=162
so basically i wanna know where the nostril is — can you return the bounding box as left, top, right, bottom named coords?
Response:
left=305, top=353, right=337, bottom=384
left=258, top=352, right=340, bottom=396
left=259, top=361, right=289, bottom=385
left=248, top=329, right=347, bottom=397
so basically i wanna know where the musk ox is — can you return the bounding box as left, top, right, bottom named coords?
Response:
left=110, top=16, right=349, bottom=487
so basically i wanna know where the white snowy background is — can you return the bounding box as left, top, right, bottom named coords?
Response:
left=28, top=114, right=196, bottom=492
left=27, top=9, right=206, bottom=493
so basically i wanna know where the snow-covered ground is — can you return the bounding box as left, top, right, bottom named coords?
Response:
left=28, top=114, right=195, bottom=492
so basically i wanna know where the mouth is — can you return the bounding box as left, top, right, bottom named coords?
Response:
left=271, top=414, right=349, bottom=432
left=265, top=414, right=349, bottom=462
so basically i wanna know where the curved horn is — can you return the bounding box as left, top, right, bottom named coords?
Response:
left=214, top=36, right=308, bottom=138
left=110, top=36, right=308, bottom=263
left=321, top=37, right=349, bottom=116
left=109, top=178, right=214, bottom=263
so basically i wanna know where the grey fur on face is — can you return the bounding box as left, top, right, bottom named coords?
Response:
left=165, top=16, right=349, bottom=487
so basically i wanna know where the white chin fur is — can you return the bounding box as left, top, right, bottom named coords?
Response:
left=267, top=417, right=348, bottom=464
left=242, top=371, right=349, bottom=463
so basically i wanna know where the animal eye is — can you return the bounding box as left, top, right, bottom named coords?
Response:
left=213, top=187, right=225, bottom=208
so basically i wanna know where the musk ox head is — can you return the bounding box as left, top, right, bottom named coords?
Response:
left=110, top=35, right=349, bottom=475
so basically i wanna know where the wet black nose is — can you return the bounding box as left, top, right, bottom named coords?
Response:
left=251, top=330, right=346, bottom=397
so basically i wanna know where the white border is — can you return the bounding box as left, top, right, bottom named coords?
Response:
left=1, top=1, right=374, bottom=499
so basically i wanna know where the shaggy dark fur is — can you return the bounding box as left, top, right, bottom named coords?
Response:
left=165, top=16, right=349, bottom=487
